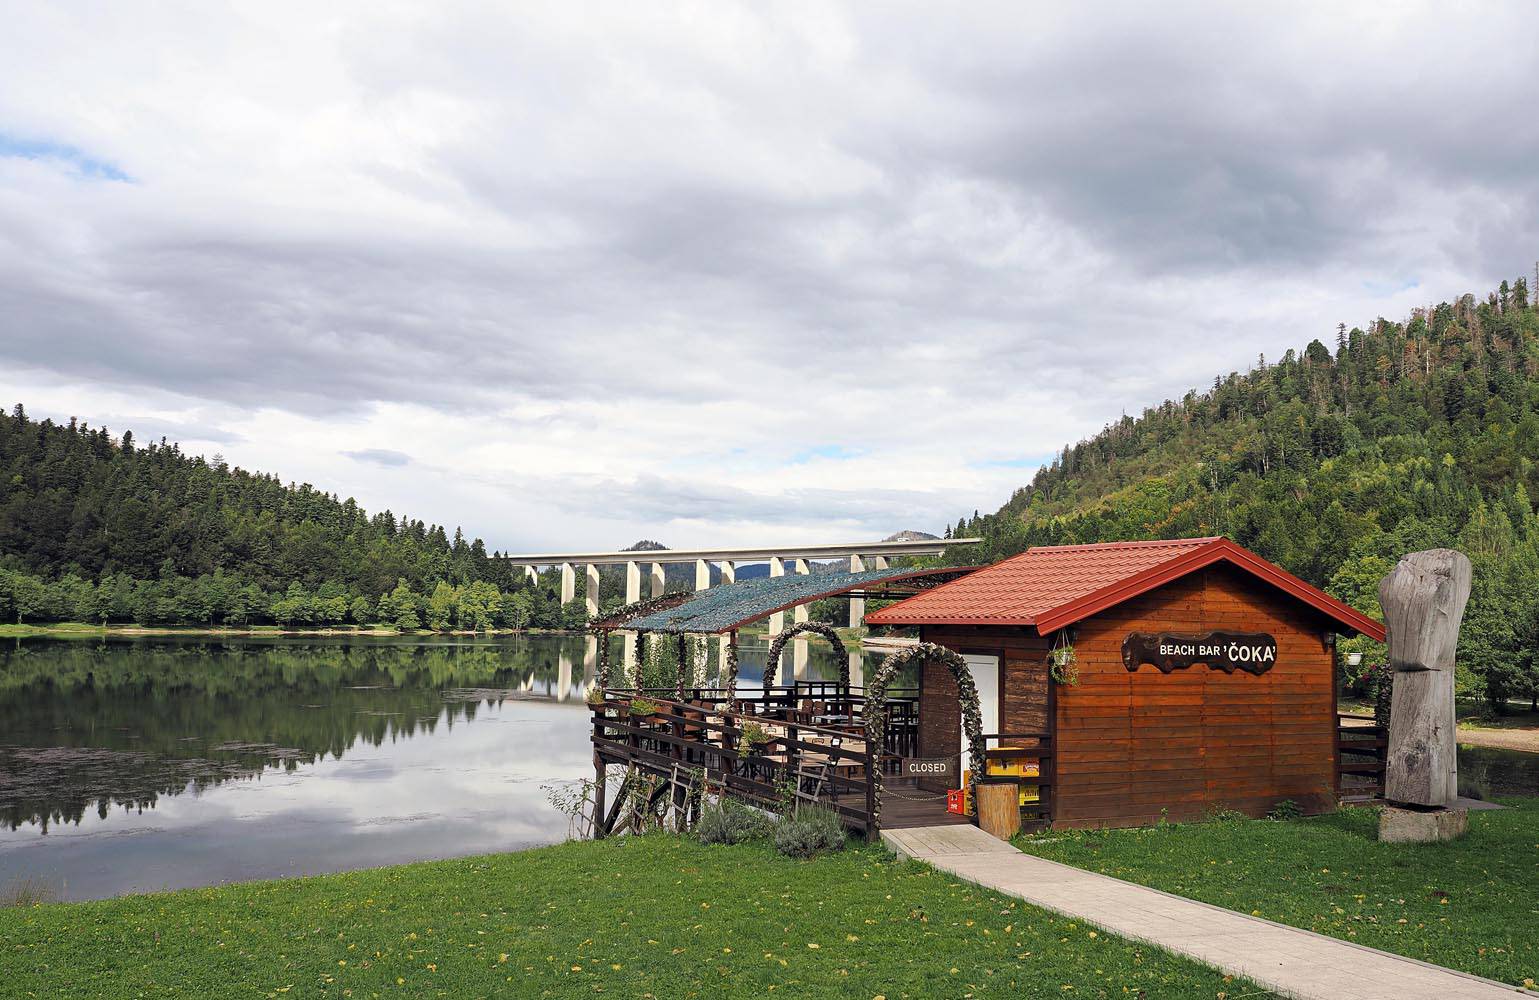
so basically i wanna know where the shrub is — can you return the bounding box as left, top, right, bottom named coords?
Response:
left=1205, top=806, right=1248, bottom=824
left=1266, top=799, right=1303, bottom=821
left=739, top=720, right=771, bottom=748
left=773, top=805, right=847, bottom=858
left=696, top=797, right=770, bottom=845
left=629, top=697, right=661, bottom=717
left=0, top=876, right=58, bottom=908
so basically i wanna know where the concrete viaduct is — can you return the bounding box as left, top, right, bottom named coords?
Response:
left=502, top=537, right=978, bottom=632
left=503, top=537, right=980, bottom=695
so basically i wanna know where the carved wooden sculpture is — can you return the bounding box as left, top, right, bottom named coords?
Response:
left=1378, top=549, right=1472, bottom=808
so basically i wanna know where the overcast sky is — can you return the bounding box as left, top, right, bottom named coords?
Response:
left=2, top=3, right=1536, bottom=553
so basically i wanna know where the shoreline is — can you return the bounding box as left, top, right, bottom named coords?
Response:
left=0, top=622, right=585, bottom=640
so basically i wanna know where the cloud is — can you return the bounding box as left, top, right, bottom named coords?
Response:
left=0, top=2, right=1535, bottom=550
left=344, top=449, right=413, bottom=468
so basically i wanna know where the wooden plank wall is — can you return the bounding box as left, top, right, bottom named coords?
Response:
left=917, top=627, right=1052, bottom=791
left=1052, top=565, right=1336, bottom=828
left=919, top=565, right=1337, bottom=828
left=915, top=658, right=960, bottom=792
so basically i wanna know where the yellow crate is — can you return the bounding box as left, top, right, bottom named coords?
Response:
left=970, top=763, right=1041, bottom=806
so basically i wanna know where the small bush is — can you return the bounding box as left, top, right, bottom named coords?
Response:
left=1266, top=799, right=1302, bottom=821
left=696, top=797, right=770, bottom=845
left=739, top=720, right=771, bottom=748
left=773, top=805, right=847, bottom=858
left=1205, top=806, right=1248, bottom=824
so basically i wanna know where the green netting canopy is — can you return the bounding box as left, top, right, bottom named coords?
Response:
left=612, top=566, right=974, bottom=635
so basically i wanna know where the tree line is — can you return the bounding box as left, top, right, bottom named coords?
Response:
left=0, top=407, right=604, bottom=631
left=944, top=275, right=1539, bottom=711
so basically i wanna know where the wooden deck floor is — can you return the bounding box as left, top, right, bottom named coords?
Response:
left=878, top=777, right=970, bottom=830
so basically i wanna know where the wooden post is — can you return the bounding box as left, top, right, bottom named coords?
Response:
left=592, top=757, right=607, bottom=839
left=1379, top=549, right=1472, bottom=808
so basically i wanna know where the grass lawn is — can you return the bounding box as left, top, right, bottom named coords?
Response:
left=0, top=837, right=1258, bottom=999
left=1016, top=798, right=1539, bottom=988
left=0, top=621, right=104, bottom=638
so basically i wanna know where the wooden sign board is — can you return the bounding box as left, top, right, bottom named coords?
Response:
left=1121, top=630, right=1278, bottom=676
left=902, top=757, right=956, bottom=779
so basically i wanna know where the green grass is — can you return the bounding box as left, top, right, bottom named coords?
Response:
left=0, top=837, right=1257, bottom=999
left=1016, top=799, right=1539, bottom=988
left=0, top=621, right=105, bottom=637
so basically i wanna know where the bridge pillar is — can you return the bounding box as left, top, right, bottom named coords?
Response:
left=793, top=557, right=811, bottom=625
left=558, top=645, right=573, bottom=702
left=717, top=561, right=735, bottom=674
left=622, top=561, right=640, bottom=677
left=649, top=562, right=665, bottom=598
left=767, top=556, right=785, bottom=640
left=694, top=558, right=711, bottom=591
left=524, top=565, right=538, bottom=584
left=848, top=554, right=866, bottom=627
left=871, top=555, right=888, bottom=570
left=559, top=563, right=576, bottom=606
left=585, top=564, right=600, bottom=620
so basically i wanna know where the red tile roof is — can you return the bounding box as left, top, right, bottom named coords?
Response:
left=866, top=536, right=1385, bottom=640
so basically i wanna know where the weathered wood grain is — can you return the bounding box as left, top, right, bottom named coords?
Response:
left=1379, top=548, right=1472, bottom=808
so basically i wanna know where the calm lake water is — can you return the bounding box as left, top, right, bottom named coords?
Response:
left=0, top=633, right=864, bottom=901
left=3, top=635, right=1535, bottom=902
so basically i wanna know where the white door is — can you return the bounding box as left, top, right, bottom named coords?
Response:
left=962, top=653, right=1000, bottom=779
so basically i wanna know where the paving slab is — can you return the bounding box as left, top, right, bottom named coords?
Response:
left=884, top=824, right=1526, bottom=1000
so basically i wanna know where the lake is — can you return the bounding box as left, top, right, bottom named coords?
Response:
left=0, top=632, right=871, bottom=901
left=3, top=634, right=1535, bottom=902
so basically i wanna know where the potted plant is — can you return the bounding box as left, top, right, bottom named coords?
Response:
left=1048, top=634, right=1079, bottom=686
left=584, top=684, right=606, bottom=709
left=629, top=697, right=662, bottom=719
left=739, top=720, right=772, bottom=750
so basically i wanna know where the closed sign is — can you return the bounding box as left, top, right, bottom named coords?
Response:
left=1122, top=630, right=1278, bottom=676
left=902, top=757, right=956, bottom=779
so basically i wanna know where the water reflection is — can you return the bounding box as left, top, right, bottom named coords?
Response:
left=0, top=633, right=860, bottom=900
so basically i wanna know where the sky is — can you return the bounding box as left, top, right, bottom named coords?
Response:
left=2, top=2, right=1536, bottom=553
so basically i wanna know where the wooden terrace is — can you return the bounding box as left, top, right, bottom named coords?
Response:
left=589, top=682, right=1054, bottom=837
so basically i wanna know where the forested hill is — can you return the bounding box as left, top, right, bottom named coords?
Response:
left=0, top=409, right=572, bottom=629
left=943, top=275, right=1539, bottom=707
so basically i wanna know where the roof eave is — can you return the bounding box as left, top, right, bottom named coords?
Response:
left=1031, top=538, right=1386, bottom=641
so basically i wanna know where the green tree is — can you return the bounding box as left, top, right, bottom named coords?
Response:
left=425, top=581, right=459, bottom=631
left=501, top=589, right=533, bottom=630
left=386, top=579, right=421, bottom=631
left=457, top=580, right=501, bottom=632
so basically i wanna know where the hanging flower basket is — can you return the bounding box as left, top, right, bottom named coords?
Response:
left=1048, top=635, right=1079, bottom=686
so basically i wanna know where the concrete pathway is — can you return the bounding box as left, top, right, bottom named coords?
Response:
left=882, top=825, right=1525, bottom=1000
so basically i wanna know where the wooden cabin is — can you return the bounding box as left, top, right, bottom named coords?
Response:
left=866, top=537, right=1386, bottom=829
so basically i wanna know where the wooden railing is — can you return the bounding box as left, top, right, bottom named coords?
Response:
left=976, top=732, right=1054, bottom=828
left=1335, top=713, right=1386, bottom=800
left=611, top=686, right=919, bottom=760
left=590, top=693, right=882, bottom=838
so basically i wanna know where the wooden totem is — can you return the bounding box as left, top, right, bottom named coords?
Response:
left=1378, top=549, right=1472, bottom=808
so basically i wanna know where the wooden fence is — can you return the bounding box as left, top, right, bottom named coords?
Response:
left=1335, top=713, right=1387, bottom=801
